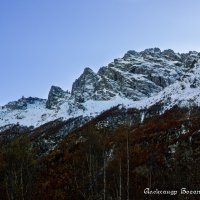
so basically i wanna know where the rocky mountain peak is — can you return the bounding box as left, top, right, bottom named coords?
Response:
left=71, top=67, right=99, bottom=102
left=1, top=48, right=200, bottom=129
left=83, top=67, right=95, bottom=74
left=71, top=48, right=197, bottom=103
left=46, top=86, right=67, bottom=109
left=162, top=49, right=181, bottom=61
left=140, top=47, right=161, bottom=57
left=180, top=52, right=199, bottom=69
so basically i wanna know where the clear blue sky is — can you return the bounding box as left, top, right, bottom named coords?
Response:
left=1, top=0, right=200, bottom=105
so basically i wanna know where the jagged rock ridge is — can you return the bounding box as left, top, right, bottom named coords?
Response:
left=0, top=47, right=200, bottom=129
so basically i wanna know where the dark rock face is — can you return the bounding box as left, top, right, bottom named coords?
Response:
left=162, top=49, right=182, bottom=61
left=46, top=86, right=66, bottom=109
left=71, top=68, right=99, bottom=102
left=140, top=47, right=162, bottom=58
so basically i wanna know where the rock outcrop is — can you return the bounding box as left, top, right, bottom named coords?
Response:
left=46, top=86, right=67, bottom=109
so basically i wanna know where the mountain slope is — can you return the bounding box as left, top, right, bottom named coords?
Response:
left=1, top=48, right=200, bottom=199
left=0, top=48, right=200, bottom=129
left=33, top=105, right=200, bottom=200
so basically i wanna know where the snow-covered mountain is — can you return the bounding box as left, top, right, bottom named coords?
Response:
left=1, top=48, right=200, bottom=129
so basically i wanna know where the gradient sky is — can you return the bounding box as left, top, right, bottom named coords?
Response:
left=1, top=0, right=200, bottom=105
